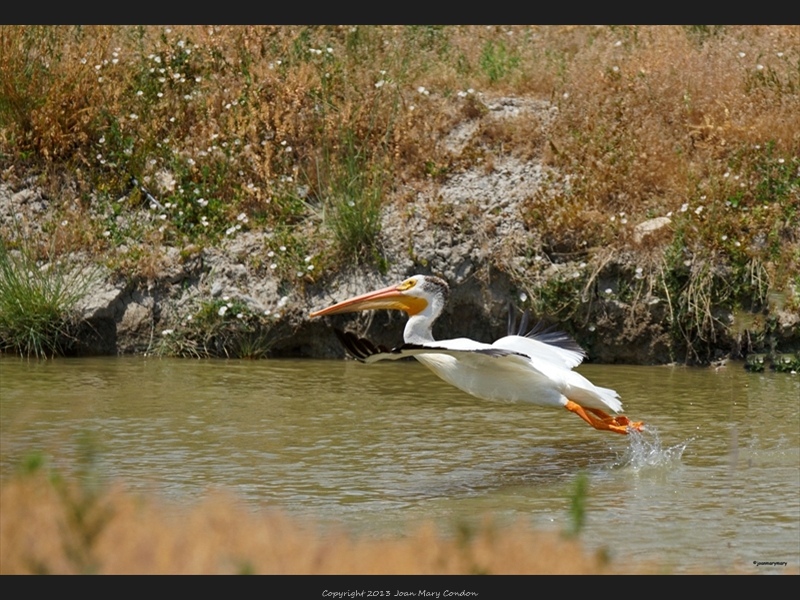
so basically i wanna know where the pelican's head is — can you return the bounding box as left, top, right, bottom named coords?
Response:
left=309, top=275, right=449, bottom=319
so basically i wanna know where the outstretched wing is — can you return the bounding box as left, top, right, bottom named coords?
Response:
left=502, top=304, right=587, bottom=370
left=333, top=329, right=527, bottom=364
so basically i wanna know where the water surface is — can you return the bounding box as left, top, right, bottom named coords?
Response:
left=1, top=356, right=798, bottom=573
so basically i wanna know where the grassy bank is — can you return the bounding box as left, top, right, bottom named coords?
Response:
left=1, top=453, right=754, bottom=575
left=1, top=26, right=798, bottom=360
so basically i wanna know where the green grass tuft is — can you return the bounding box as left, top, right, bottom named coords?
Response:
left=0, top=242, right=96, bottom=358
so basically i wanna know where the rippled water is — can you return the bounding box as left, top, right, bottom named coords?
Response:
left=1, top=356, right=798, bottom=573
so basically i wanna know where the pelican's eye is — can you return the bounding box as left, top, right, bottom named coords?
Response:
left=397, top=279, right=417, bottom=291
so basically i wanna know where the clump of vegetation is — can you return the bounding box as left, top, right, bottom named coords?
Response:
left=0, top=241, right=95, bottom=357
left=565, top=471, right=589, bottom=538
left=158, top=297, right=276, bottom=358
left=0, top=450, right=630, bottom=574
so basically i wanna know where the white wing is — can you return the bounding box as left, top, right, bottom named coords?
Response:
left=493, top=335, right=584, bottom=370
left=333, top=329, right=622, bottom=413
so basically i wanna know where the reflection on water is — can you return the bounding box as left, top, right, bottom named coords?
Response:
left=1, top=356, right=798, bottom=573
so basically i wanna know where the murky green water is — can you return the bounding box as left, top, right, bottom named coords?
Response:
left=1, top=356, right=798, bottom=573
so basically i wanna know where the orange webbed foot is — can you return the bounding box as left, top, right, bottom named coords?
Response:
left=566, top=401, right=644, bottom=435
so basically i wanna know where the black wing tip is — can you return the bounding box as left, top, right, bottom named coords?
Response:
left=525, top=321, right=587, bottom=357
left=506, top=304, right=587, bottom=357
left=333, top=328, right=394, bottom=361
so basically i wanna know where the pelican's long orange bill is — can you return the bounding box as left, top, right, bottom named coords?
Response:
left=310, top=285, right=428, bottom=317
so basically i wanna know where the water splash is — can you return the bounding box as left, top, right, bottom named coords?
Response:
left=614, top=425, right=690, bottom=471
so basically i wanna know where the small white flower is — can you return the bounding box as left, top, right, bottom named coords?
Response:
left=103, top=230, right=111, bottom=237
left=279, top=245, right=286, bottom=252
left=778, top=158, right=785, bottom=164
left=136, top=90, right=143, bottom=96
left=375, top=80, right=385, bottom=88
left=307, top=264, right=314, bottom=271
left=129, top=113, right=138, bottom=120
left=161, top=329, right=174, bottom=336
left=680, top=203, right=689, bottom=212
left=756, top=64, right=764, bottom=70
left=417, top=86, right=426, bottom=94
left=588, top=325, right=596, bottom=332
left=605, top=288, right=613, bottom=294
left=694, top=206, right=703, bottom=215
left=777, top=52, right=784, bottom=57
left=519, top=292, right=528, bottom=302
left=738, top=52, right=746, bottom=58
left=684, top=260, right=692, bottom=267
left=296, top=271, right=304, bottom=278
left=236, top=313, right=243, bottom=319
left=270, top=263, right=277, bottom=270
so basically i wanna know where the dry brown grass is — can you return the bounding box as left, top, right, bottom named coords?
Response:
left=2, top=26, right=796, bottom=248
left=1, top=473, right=622, bottom=574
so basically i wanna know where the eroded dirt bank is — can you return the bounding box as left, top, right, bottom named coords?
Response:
left=3, top=96, right=798, bottom=364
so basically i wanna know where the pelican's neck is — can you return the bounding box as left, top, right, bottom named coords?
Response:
left=403, top=297, right=443, bottom=344
left=404, top=313, right=435, bottom=344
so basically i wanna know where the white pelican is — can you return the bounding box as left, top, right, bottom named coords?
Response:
left=310, top=275, right=643, bottom=435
